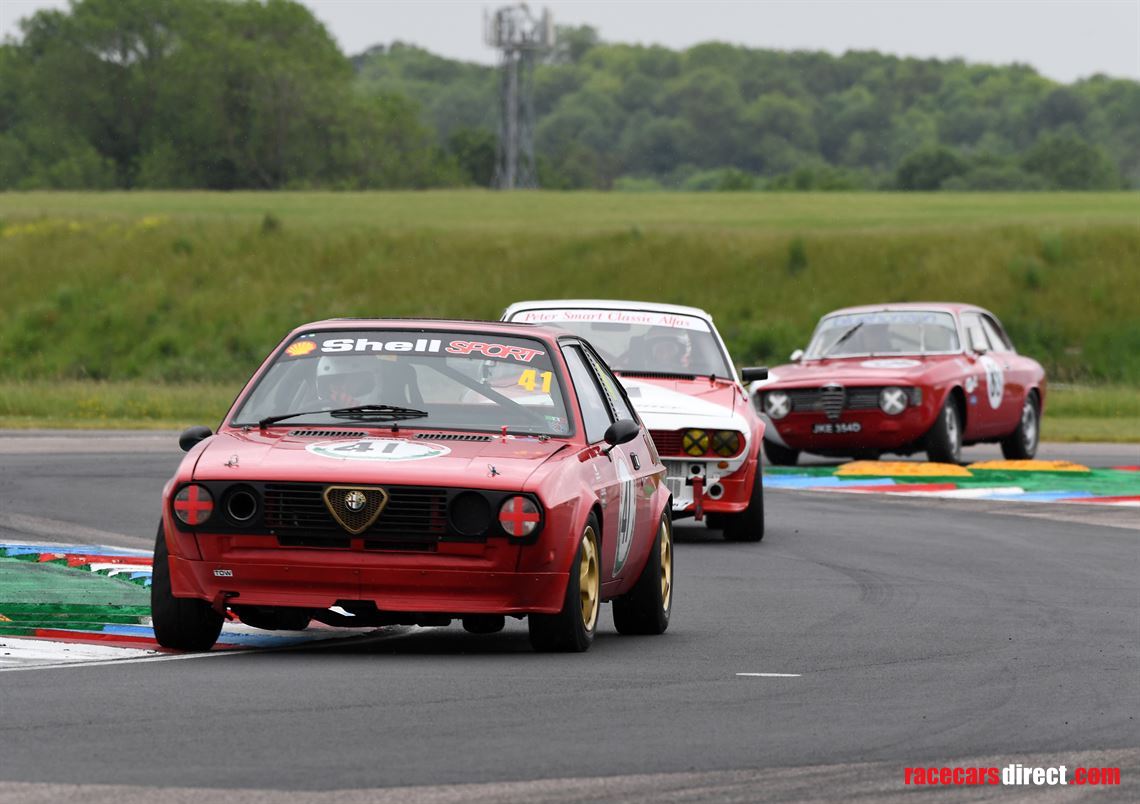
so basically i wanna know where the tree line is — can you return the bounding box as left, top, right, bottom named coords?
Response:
left=2, top=0, right=1136, bottom=191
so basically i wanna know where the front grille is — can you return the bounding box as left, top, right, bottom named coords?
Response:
left=784, top=386, right=887, bottom=418
left=820, top=385, right=845, bottom=421
left=649, top=430, right=684, bottom=456
left=415, top=432, right=493, bottom=442
left=263, top=483, right=447, bottom=539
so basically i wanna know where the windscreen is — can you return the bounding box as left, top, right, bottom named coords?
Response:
left=508, top=308, right=731, bottom=377
left=805, top=311, right=960, bottom=358
left=232, top=330, right=572, bottom=435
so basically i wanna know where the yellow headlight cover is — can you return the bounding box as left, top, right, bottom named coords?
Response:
left=682, top=429, right=708, bottom=457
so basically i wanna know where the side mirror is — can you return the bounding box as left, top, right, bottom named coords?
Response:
left=739, top=366, right=768, bottom=382
left=603, top=418, right=640, bottom=449
left=179, top=425, right=213, bottom=452
left=969, top=329, right=989, bottom=355
left=789, top=349, right=804, bottom=362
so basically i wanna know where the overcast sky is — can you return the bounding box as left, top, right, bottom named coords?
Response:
left=2, top=0, right=1137, bottom=84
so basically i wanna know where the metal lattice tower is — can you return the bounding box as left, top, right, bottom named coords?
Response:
left=484, top=4, right=554, bottom=189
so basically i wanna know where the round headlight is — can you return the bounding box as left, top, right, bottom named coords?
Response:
left=173, top=484, right=214, bottom=526
left=764, top=391, right=790, bottom=420
left=711, top=430, right=742, bottom=457
left=879, top=386, right=908, bottom=415
left=682, top=429, right=708, bottom=457
left=499, top=496, right=540, bottom=537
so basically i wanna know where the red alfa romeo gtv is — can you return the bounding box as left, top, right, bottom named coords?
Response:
left=755, top=303, right=1046, bottom=465
left=154, top=320, right=673, bottom=653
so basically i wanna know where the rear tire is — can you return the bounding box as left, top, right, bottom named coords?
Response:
left=723, top=470, right=764, bottom=542
left=612, top=513, right=673, bottom=636
left=763, top=440, right=799, bottom=466
left=151, top=523, right=223, bottom=651
left=925, top=396, right=963, bottom=464
left=528, top=515, right=600, bottom=653
left=1000, top=393, right=1040, bottom=459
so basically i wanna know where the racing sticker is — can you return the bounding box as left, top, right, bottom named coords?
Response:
left=861, top=359, right=921, bottom=369
left=978, top=355, right=1004, bottom=409
left=612, top=453, right=637, bottom=576
left=306, top=438, right=451, bottom=461
left=285, top=340, right=317, bottom=357
left=512, top=308, right=712, bottom=332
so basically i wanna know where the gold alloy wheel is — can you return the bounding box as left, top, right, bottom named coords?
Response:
left=579, top=526, right=600, bottom=632
left=659, top=517, right=673, bottom=611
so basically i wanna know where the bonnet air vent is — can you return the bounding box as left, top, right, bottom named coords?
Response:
left=288, top=430, right=369, bottom=438
left=414, top=433, right=493, bottom=442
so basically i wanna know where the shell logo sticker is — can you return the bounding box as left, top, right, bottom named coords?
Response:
left=978, top=355, right=1004, bottom=409
left=285, top=341, right=317, bottom=357
left=306, top=438, right=451, bottom=461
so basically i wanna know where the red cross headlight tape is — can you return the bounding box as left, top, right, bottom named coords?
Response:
left=498, top=496, right=541, bottom=538
left=173, top=484, right=214, bottom=526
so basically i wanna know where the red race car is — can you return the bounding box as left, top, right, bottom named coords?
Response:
left=154, top=320, right=673, bottom=653
left=754, top=303, right=1046, bottom=465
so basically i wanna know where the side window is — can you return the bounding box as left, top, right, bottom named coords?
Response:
left=960, top=313, right=991, bottom=353
left=563, top=346, right=615, bottom=443
left=582, top=346, right=637, bottom=423
left=980, top=316, right=1013, bottom=353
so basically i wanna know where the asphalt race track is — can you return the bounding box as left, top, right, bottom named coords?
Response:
left=0, top=432, right=1137, bottom=802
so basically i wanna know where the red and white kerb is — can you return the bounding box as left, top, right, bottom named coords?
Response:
left=173, top=484, right=214, bottom=526
left=499, top=496, right=540, bottom=537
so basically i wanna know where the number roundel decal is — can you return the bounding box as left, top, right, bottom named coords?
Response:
left=612, top=453, right=637, bottom=576
left=978, top=355, right=1004, bottom=410
left=306, top=438, right=451, bottom=461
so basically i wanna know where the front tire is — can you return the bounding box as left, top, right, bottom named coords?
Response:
left=151, top=523, right=223, bottom=651
left=612, top=513, right=673, bottom=635
left=1000, top=393, right=1040, bottom=459
left=925, top=396, right=963, bottom=464
left=528, top=515, right=601, bottom=652
left=763, top=439, right=799, bottom=466
left=723, top=469, right=764, bottom=542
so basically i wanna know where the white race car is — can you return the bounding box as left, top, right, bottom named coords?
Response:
left=503, top=300, right=769, bottom=541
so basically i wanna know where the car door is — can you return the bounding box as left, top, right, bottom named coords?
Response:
left=960, top=312, right=1008, bottom=438
left=979, top=313, right=1025, bottom=432
left=579, top=343, right=663, bottom=582
left=562, top=344, right=625, bottom=582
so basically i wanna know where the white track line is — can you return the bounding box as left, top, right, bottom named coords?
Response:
left=736, top=672, right=801, bottom=677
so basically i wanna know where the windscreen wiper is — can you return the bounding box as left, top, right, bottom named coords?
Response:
left=258, top=404, right=429, bottom=429
left=822, top=322, right=863, bottom=357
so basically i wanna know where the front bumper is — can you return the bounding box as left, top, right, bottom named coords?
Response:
left=662, top=458, right=756, bottom=517
left=171, top=554, right=568, bottom=615
left=766, top=406, right=936, bottom=452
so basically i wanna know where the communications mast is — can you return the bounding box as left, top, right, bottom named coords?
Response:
left=484, top=4, right=554, bottom=189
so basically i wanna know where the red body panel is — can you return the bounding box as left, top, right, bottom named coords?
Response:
left=759, top=305, right=1047, bottom=456
left=161, top=320, right=671, bottom=620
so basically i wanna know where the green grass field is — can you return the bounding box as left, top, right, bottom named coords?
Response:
left=0, top=191, right=1136, bottom=436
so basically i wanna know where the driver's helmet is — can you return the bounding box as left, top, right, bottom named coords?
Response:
left=644, top=332, right=691, bottom=368
left=316, top=356, right=378, bottom=406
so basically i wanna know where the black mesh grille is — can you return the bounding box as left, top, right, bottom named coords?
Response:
left=287, top=430, right=368, bottom=438
left=263, top=483, right=447, bottom=539
left=414, top=433, right=493, bottom=442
